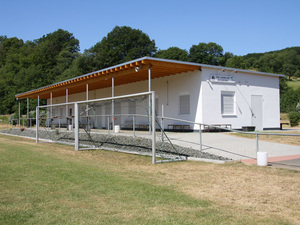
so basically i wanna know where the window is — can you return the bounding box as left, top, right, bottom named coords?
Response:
left=221, top=92, right=235, bottom=115
left=179, top=95, right=190, bottom=114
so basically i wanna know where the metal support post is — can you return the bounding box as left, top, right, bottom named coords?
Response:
left=36, top=107, right=39, bottom=143
left=50, top=92, right=53, bottom=118
left=148, top=67, right=152, bottom=135
left=161, top=104, right=164, bottom=142
left=75, top=103, right=79, bottom=151
left=152, top=91, right=156, bottom=164
left=133, top=115, right=135, bottom=137
left=199, top=124, right=202, bottom=151
left=112, top=77, right=115, bottom=130
left=107, top=116, right=110, bottom=134
left=27, top=98, right=29, bottom=121
left=18, top=99, right=20, bottom=128
left=256, top=133, right=259, bottom=153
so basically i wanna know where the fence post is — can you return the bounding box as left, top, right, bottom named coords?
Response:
left=256, top=133, right=259, bottom=153
left=133, top=115, right=135, bottom=137
left=199, top=124, right=202, bottom=151
left=36, top=107, right=39, bottom=143
left=75, top=103, right=79, bottom=151
left=161, top=104, right=164, bottom=142
left=107, top=116, right=110, bottom=135
left=152, top=91, right=156, bottom=164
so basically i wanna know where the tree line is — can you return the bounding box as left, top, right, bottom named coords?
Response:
left=0, top=26, right=299, bottom=115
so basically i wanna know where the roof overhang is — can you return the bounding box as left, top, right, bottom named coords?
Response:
left=15, top=56, right=284, bottom=100
left=15, top=57, right=201, bottom=100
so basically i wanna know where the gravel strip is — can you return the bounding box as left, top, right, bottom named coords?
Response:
left=1, top=128, right=231, bottom=161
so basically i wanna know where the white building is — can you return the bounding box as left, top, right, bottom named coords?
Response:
left=16, top=57, right=283, bottom=131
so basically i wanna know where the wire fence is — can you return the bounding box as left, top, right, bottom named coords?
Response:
left=3, top=114, right=300, bottom=163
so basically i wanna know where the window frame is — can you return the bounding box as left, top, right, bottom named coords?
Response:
left=179, top=94, right=190, bottom=115
left=221, top=91, right=236, bottom=116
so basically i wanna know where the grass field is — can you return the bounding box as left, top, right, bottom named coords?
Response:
left=287, top=78, right=300, bottom=90
left=0, top=135, right=299, bottom=224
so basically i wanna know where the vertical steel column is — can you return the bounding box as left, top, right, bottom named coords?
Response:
left=66, top=88, right=68, bottom=116
left=36, top=106, right=39, bottom=143
left=152, top=91, right=156, bottom=164
left=86, top=83, right=89, bottom=130
left=256, top=133, right=259, bottom=153
left=112, top=76, right=115, bottom=130
left=50, top=92, right=53, bottom=118
left=199, top=124, right=202, bottom=151
left=18, top=99, right=20, bottom=128
left=133, top=115, right=136, bottom=137
left=27, top=98, right=29, bottom=120
left=66, top=89, right=69, bottom=130
left=161, top=104, right=164, bottom=142
left=75, top=103, right=79, bottom=151
left=148, top=67, right=152, bottom=134
left=38, top=95, right=40, bottom=107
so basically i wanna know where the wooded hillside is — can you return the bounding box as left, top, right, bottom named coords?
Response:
left=0, top=26, right=299, bottom=114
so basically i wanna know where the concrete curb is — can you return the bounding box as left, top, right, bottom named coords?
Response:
left=187, top=157, right=228, bottom=164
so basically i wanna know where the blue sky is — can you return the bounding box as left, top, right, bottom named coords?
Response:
left=1, top=0, right=299, bottom=56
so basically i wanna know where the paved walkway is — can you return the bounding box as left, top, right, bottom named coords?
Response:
left=163, top=132, right=300, bottom=160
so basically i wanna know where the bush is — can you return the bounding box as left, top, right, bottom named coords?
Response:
left=288, top=111, right=300, bottom=126
left=296, top=101, right=300, bottom=114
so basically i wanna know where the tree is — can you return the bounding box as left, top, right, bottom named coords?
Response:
left=282, top=63, right=298, bottom=80
left=0, top=30, right=80, bottom=114
left=188, top=42, right=224, bottom=65
left=155, top=47, right=188, bottom=61
left=89, top=26, right=157, bottom=70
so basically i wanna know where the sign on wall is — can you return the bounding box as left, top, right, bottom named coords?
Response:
left=210, top=75, right=235, bottom=83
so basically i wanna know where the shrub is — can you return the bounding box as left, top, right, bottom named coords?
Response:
left=288, top=111, right=300, bottom=126
left=296, top=101, right=300, bottom=114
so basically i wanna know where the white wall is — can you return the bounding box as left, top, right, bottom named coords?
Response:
left=200, top=68, right=280, bottom=130
left=49, top=67, right=280, bottom=130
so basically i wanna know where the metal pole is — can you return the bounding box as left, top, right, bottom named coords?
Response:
left=148, top=67, right=152, bottom=135
left=161, top=104, right=164, bottom=142
left=256, top=133, right=259, bottom=153
left=107, top=116, right=110, bottom=134
left=199, top=124, right=202, bottom=151
left=152, top=91, right=156, bottom=164
left=50, top=92, right=53, bottom=118
left=27, top=98, right=29, bottom=120
left=112, top=76, right=115, bottom=130
left=18, top=99, right=20, bottom=128
left=133, top=115, right=135, bottom=137
left=36, top=106, right=39, bottom=143
left=75, top=103, right=79, bottom=151
left=86, top=83, right=89, bottom=130
left=66, top=88, right=68, bottom=120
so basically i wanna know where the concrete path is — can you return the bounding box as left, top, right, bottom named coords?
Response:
left=162, top=132, right=300, bottom=161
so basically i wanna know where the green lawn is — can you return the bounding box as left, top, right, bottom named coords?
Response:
left=287, top=78, right=300, bottom=90
left=0, top=135, right=298, bottom=224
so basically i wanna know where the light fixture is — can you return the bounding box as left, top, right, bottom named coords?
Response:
left=135, top=66, right=143, bottom=72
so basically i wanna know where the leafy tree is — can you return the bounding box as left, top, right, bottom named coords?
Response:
left=89, top=26, right=157, bottom=70
left=188, top=42, right=224, bottom=65
left=155, top=47, right=188, bottom=61
left=282, top=63, right=298, bottom=80
left=0, top=29, right=80, bottom=114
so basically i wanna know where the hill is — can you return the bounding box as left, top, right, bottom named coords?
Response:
left=226, top=47, right=300, bottom=79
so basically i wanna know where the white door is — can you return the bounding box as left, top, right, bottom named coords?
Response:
left=251, top=95, right=263, bottom=130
